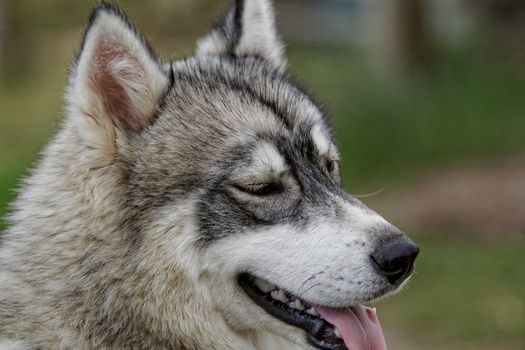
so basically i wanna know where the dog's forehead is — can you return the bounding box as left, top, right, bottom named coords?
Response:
left=157, top=57, right=333, bottom=159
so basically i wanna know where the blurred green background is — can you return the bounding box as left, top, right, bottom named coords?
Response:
left=0, top=0, right=524, bottom=349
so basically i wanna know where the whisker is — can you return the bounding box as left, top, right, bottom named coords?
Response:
left=299, top=282, right=322, bottom=298
left=351, top=189, right=384, bottom=198
left=297, top=271, right=323, bottom=296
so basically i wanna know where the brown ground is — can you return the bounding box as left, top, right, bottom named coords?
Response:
left=362, top=155, right=525, bottom=238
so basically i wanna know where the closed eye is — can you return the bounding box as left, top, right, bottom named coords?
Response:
left=326, top=159, right=336, bottom=173
left=325, top=159, right=341, bottom=185
left=233, top=182, right=284, bottom=196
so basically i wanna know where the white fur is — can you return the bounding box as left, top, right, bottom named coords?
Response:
left=311, top=123, right=331, bottom=155
left=341, top=199, right=391, bottom=232
left=250, top=142, right=288, bottom=175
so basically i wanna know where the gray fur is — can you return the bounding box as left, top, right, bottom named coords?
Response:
left=0, top=2, right=414, bottom=349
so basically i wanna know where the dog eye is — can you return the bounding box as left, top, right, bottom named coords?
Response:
left=326, top=159, right=339, bottom=174
left=326, top=159, right=342, bottom=184
left=233, top=182, right=284, bottom=196
left=326, top=160, right=336, bottom=173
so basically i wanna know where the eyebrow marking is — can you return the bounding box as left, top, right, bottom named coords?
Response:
left=311, top=123, right=331, bottom=155
left=250, top=141, right=287, bottom=174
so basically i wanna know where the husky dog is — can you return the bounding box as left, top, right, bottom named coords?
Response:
left=0, top=1, right=419, bottom=349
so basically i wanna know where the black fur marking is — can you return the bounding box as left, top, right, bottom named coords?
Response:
left=184, top=57, right=300, bottom=130
left=222, top=75, right=294, bottom=131
left=196, top=138, right=304, bottom=246
left=231, top=0, right=245, bottom=53
left=195, top=127, right=348, bottom=246
left=214, top=0, right=245, bottom=56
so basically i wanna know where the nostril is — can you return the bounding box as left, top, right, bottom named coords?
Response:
left=371, top=238, right=419, bottom=285
left=377, top=255, right=408, bottom=274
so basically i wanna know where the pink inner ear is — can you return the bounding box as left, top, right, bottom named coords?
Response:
left=90, top=40, right=146, bottom=133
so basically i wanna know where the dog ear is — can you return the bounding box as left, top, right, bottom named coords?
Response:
left=68, top=3, right=169, bottom=142
left=196, top=0, right=286, bottom=71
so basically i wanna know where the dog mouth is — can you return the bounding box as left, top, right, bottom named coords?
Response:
left=238, top=274, right=387, bottom=350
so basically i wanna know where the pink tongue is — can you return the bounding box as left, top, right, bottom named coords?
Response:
left=316, top=305, right=387, bottom=350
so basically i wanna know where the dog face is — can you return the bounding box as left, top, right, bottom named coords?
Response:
left=69, top=1, right=418, bottom=349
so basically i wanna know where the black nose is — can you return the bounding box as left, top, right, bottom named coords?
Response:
left=371, top=237, right=419, bottom=285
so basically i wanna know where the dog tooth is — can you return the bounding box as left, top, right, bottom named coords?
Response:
left=306, top=307, right=320, bottom=317
left=270, top=289, right=289, bottom=303
left=334, top=328, right=342, bottom=339
left=254, top=278, right=275, bottom=293
left=292, top=299, right=305, bottom=311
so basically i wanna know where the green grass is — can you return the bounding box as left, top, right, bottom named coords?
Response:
left=379, top=234, right=525, bottom=348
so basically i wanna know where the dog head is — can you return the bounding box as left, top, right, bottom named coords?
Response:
left=68, top=1, right=418, bottom=349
